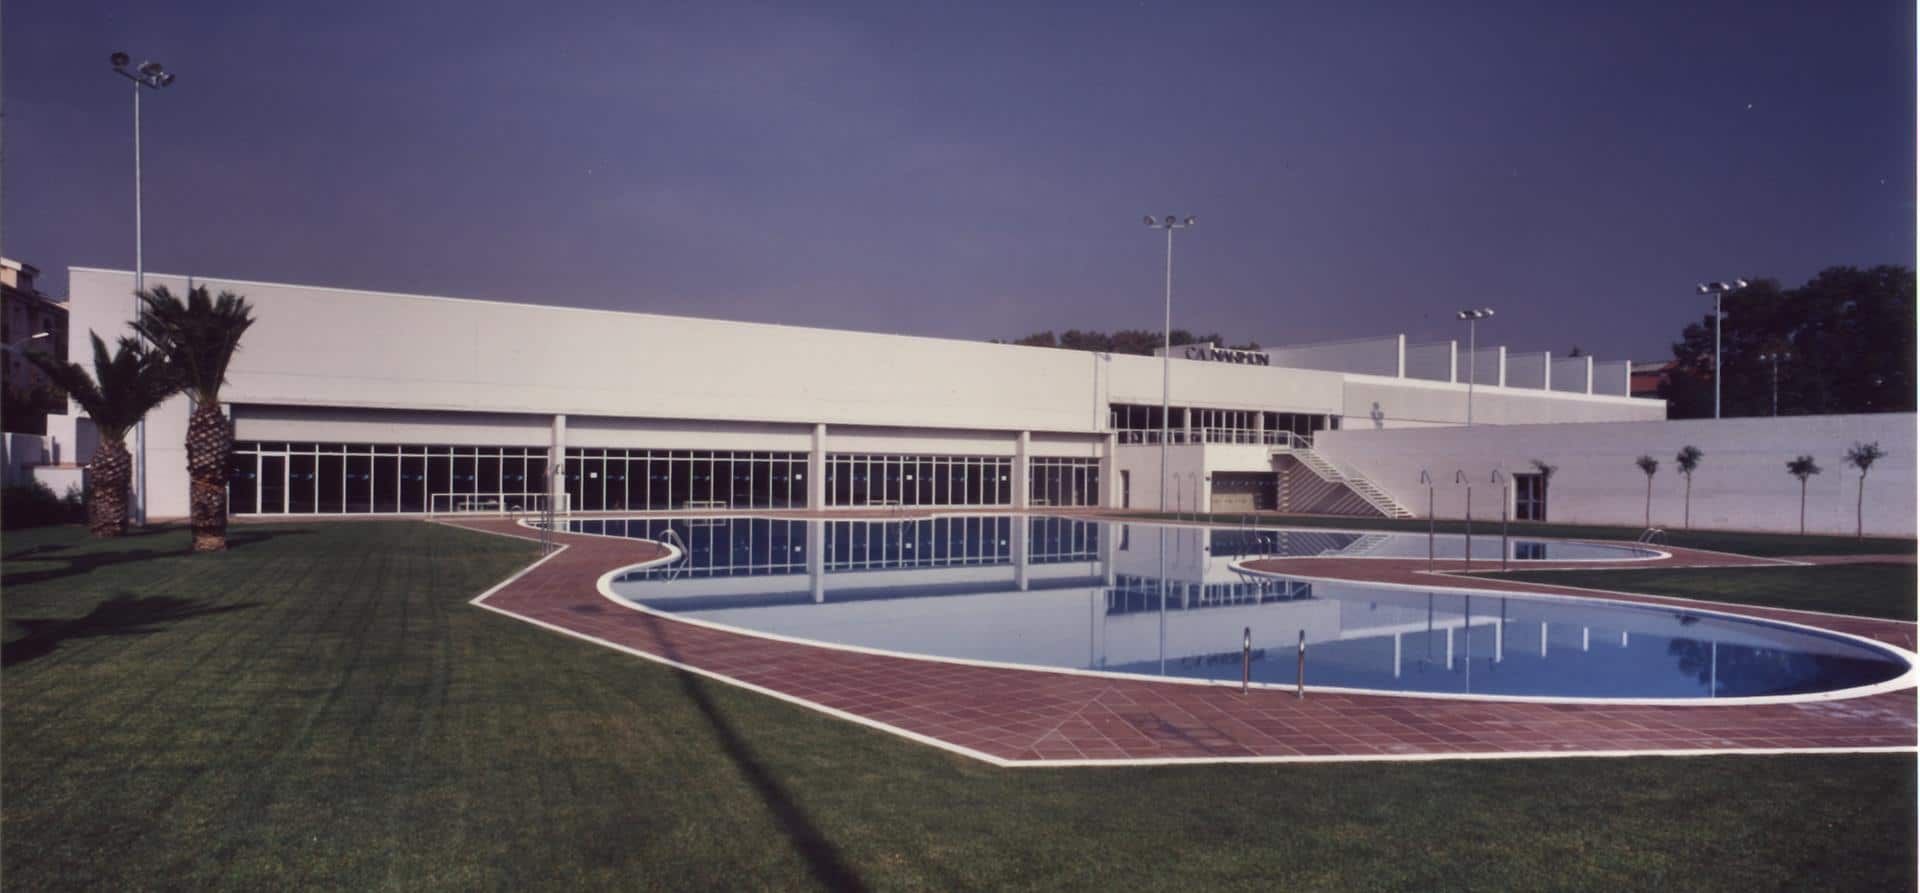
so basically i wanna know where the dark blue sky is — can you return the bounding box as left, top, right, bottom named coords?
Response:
left=6, top=1, right=1913, bottom=362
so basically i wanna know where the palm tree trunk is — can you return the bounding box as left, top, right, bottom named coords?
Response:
left=1683, top=475, right=1691, bottom=529
left=186, top=402, right=233, bottom=552
left=1856, top=474, right=1865, bottom=539
left=1644, top=477, right=1651, bottom=527
left=88, top=439, right=132, bottom=538
left=1798, top=480, right=1807, bottom=535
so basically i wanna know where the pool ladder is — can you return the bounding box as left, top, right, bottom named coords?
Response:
left=656, top=527, right=691, bottom=581
left=1637, top=527, right=1667, bottom=545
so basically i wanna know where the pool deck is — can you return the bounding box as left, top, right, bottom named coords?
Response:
left=448, top=517, right=1917, bottom=767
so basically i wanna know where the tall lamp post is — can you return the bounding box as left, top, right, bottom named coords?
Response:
left=111, top=51, right=175, bottom=525
left=1694, top=279, right=1747, bottom=420
left=1144, top=214, right=1196, bottom=511
left=1758, top=349, right=1791, bottom=417
left=1455, top=307, right=1494, bottom=426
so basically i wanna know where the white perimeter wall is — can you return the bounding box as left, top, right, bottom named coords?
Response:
left=1314, top=413, right=1916, bottom=536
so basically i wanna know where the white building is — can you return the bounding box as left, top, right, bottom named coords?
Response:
left=41, top=267, right=1681, bottom=525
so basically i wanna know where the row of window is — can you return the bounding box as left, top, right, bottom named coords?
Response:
left=565, top=449, right=807, bottom=511
left=228, top=442, right=1107, bottom=514
left=826, top=454, right=1013, bottom=507
left=230, top=442, right=546, bottom=514
left=1109, top=404, right=1338, bottom=445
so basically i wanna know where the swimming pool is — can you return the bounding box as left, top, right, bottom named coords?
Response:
left=574, top=516, right=1912, bottom=702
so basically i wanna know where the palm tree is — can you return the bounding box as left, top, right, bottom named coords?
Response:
left=1634, top=455, right=1658, bottom=527
left=1785, top=455, right=1820, bottom=535
left=133, top=285, right=257, bottom=552
left=25, top=334, right=177, bottom=537
left=1843, top=442, right=1885, bottom=539
left=1674, top=445, right=1703, bottom=529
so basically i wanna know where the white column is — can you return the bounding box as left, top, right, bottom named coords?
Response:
left=1447, top=339, right=1459, bottom=383
left=1393, top=631, right=1402, bottom=678
left=550, top=414, right=567, bottom=512
left=807, top=519, right=825, bottom=602
left=1100, top=431, right=1118, bottom=507
left=809, top=423, right=827, bottom=510
left=1395, top=333, right=1407, bottom=378
left=1012, top=513, right=1030, bottom=591
left=1494, top=346, right=1507, bottom=387
left=1013, top=430, right=1031, bottom=509
left=1582, top=355, right=1595, bottom=395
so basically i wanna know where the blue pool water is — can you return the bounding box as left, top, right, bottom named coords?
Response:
left=573, top=516, right=1910, bottom=701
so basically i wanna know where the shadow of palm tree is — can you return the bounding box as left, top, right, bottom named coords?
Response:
left=634, top=611, right=868, bottom=891
left=1, top=528, right=312, bottom=588
left=3, top=594, right=260, bottom=667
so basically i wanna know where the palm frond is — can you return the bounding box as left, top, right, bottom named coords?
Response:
left=25, top=332, right=177, bottom=443
left=134, top=284, right=256, bottom=404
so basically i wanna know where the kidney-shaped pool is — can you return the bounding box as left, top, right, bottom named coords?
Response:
left=574, top=515, right=1913, bottom=702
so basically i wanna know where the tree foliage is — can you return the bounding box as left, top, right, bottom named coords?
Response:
left=1660, top=266, right=1914, bottom=418
left=998, top=329, right=1259, bottom=356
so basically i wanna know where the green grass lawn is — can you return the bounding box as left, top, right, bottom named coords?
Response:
left=1126, top=510, right=1917, bottom=557
left=3, top=521, right=1913, bottom=890
left=1471, top=563, right=1918, bottom=622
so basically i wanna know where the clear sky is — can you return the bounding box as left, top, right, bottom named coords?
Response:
left=5, top=1, right=1913, bottom=362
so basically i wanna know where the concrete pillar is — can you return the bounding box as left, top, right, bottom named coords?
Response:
left=1394, top=333, right=1407, bottom=378
left=1495, top=346, right=1507, bottom=387
left=1099, top=432, right=1117, bottom=507
left=550, top=414, right=567, bottom=512
left=807, top=519, right=825, bottom=602
left=808, top=423, right=827, bottom=510
left=1447, top=339, right=1459, bottom=383
left=1013, top=430, right=1031, bottom=509
left=1012, top=514, right=1030, bottom=591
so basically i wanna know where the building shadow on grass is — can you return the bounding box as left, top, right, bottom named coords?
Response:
left=3, top=593, right=260, bottom=667
left=637, top=611, right=868, bottom=892
left=1, top=528, right=311, bottom=588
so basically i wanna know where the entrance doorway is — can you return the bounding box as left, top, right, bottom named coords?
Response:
left=1209, top=472, right=1275, bottom=513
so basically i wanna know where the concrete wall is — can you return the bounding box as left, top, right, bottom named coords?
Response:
left=1264, top=335, right=1402, bottom=377
left=1506, top=352, right=1550, bottom=390
left=1339, top=375, right=1665, bottom=430
left=1314, top=413, right=1916, bottom=536
left=1593, top=360, right=1631, bottom=397
left=1457, top=345, right=1505, bottom=386
left=1404, top=341, right=1456, bottom=382
left=1550, top=356, right=1593, bottom=394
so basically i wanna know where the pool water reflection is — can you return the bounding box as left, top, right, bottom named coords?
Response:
left=573, top=516, right=1910, bottom=701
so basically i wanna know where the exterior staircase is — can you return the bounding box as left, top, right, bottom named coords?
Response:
left=1272, top=439, right=1416, bottom=519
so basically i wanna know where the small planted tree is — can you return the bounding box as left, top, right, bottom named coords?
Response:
left=25, top=334, right=177, bottom=537
left=1674, top=445, right=1703, bottom=529
left=1634, top=455, right=1658, bottom=527
left=135, top=285, right=257, bottom=552
left=1785, top=455, right=1820, bottom=535
left=1843, top=442, right=1885, bottom=539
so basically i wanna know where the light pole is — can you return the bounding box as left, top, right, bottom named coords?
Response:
left=1455, top=307, right=1494, bottom=426
left=111, top=51, right=175, bottom=526
left=1694, top=279, right=1748, bottom=420
left=1758, top=350, right=1790, bottom=417
left=1144, top=214, right=1195, bottom=512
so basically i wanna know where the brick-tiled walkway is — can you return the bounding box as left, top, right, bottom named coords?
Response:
left=451, top=518, right=1917, bottom=766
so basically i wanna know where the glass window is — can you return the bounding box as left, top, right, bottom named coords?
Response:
left=400, top=455, right=426, bottom=512
left=289, top=454, right=317, bottom=513
left=373, top=455, right=399, bottom=512
left=345, top=454, right=373, bottom=512
left=478, top=454, right=501, bottom=498
left=319, top=453, right=344, bottom=513
left=228, top=452, right=257, bottom=514
left=259, top=454, right=285, bottom=514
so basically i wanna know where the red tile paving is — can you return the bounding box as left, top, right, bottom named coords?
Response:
left=448, top=517, right=1917, bottom=766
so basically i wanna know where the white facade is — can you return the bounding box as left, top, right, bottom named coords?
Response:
left=54, top=267, right=1668, bottom=519
left=1315, top=413, right=1917, bottom=536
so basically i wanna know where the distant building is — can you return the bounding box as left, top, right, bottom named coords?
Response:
left=2, top=259, right=69, bottom=435
left=1629, top=360, right=1675, bottom=401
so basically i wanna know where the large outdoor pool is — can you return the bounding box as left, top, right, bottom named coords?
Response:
left=570, top=516, right=1911, bottom=701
